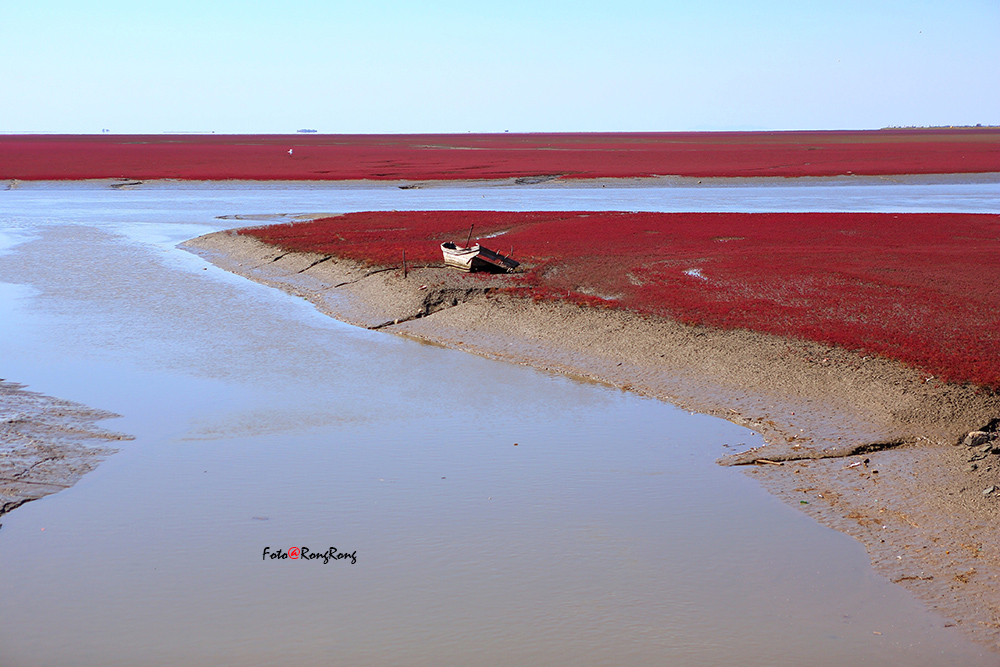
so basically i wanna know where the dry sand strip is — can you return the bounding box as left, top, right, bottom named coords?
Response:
left=184, top=229, right=1000, bottom=650
left=0, top=380, right=133, bottom=520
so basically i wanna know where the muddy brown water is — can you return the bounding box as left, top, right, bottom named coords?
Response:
left=1, top=180, right=998, bottom=666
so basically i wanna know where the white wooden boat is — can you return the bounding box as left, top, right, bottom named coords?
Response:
left=441, top=242, right=519, bottom=273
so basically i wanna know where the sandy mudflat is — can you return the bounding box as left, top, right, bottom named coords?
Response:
left=0, top=380, right=132, bottom=519
left=184, top=230, right=1000, bottom=650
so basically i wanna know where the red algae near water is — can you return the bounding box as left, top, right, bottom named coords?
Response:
left=2, top=130, right=999, bottom=180
left=242, top=210, right=1000, bottom=389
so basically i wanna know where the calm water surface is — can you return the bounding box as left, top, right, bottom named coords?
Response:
left=1, top=182, right=998, bottom=666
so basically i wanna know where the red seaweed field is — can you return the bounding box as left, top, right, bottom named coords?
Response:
left=2, top=130, right=999, bottom=180
left=243, top=211, right=1000, bottom=388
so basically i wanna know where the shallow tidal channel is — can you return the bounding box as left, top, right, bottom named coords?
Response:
left=1, top=181, right=998, bottom=666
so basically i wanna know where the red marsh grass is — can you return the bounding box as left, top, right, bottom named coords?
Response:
left=242, top=211, right=1000, bottom=388
left=2, top=130, right=998, bottom=180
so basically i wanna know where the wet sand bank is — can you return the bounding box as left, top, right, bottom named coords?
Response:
left=184, top=229, right=1000, bottom=650
left=0, top=380, right=132, bottom=519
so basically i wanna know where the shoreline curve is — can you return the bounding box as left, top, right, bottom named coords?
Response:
left=183, top=227, right=1000, bottom=651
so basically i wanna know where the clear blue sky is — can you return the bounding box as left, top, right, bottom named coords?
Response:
left=1, top=0, right=997, bottom=133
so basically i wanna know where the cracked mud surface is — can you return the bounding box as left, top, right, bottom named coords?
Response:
left=0, top=380, right=132, bottom=519
left=183, top=229, right=1000, bottom=651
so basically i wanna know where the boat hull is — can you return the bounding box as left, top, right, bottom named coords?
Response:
left=441, top=242, right=519, bottom=273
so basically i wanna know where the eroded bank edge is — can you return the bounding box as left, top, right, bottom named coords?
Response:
left=0, top=380, right=133, bottom=520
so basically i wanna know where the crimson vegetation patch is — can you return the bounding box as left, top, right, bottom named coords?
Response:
left=2, top=130, right=998, bottom=180
left=243, top=210, right=1000, bottom=388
